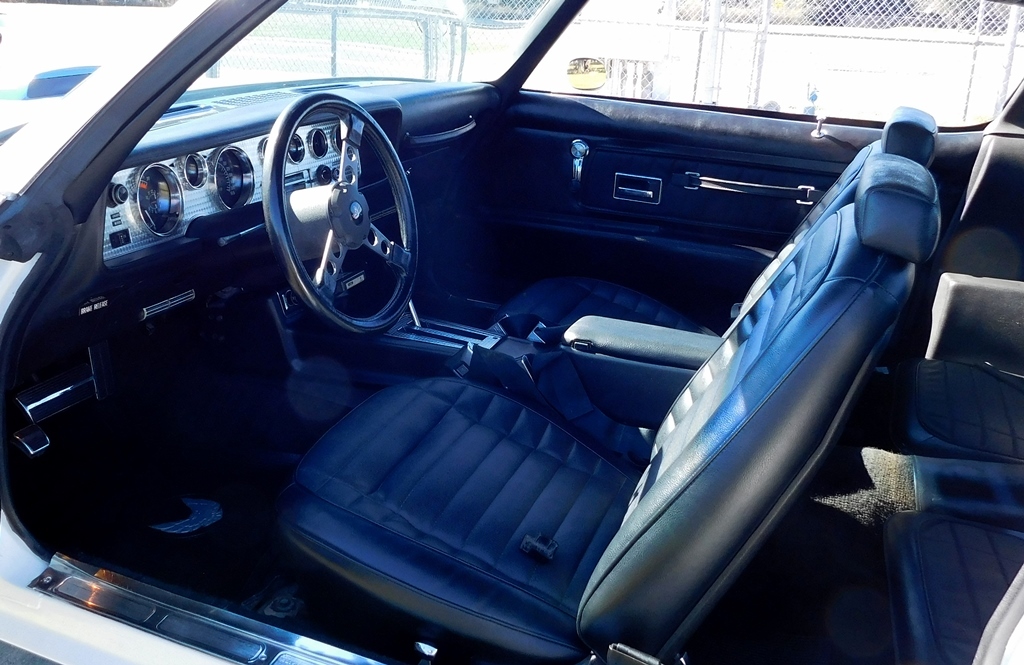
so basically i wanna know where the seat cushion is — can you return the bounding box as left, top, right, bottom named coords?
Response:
left=494, top=277, right=714, bottom=334
left=277, top=377, right=640, bottom=662
left=894, top=359, right=1024, bottom=463
left=885, top=512, right=1024, bottom=665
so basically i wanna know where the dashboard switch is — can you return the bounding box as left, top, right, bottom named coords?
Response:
left=109, top=229, right=131, bottom=249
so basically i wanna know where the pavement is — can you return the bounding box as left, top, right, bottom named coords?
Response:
left=0, top=643, right=52, bottom=665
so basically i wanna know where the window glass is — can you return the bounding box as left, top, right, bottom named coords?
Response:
left=191, top=0, right=555, bottom=93
left=525, top=0, right=1024, bottom=125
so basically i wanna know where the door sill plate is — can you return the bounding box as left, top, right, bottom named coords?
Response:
left=31, top=555, right=385, bottom=665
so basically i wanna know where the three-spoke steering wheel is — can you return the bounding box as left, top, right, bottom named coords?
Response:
left=263, top=93, right=417, bottom=333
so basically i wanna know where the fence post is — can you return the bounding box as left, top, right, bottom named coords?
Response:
left=330, top=9, right=338, bottom=78
left=963, top=0, right=988, bottom=122
left=748, top=0, right=772, bottom=108
left=997, top=5, right=1021, bottom=115
left=697, top=0, right=724, bottom=103
left=423, top=17, right=439, bottom=79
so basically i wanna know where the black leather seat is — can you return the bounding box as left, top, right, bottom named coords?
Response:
left=277, top=153, right=941, bottom=662
left=886, top=511, right=1024, bottom=665
left=494, top=107, right=937, bottom=333
left=893, top=359, right=1024, bottom=463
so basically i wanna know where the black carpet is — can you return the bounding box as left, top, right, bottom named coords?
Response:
left=687, top=446, right=915, bottom=665
left=11, top=303, right=376, bottom=604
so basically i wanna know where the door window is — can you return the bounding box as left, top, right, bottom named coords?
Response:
left=525, top=0, right=1024, bottom=125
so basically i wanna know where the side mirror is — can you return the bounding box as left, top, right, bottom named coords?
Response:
left=567, top=58, right=607, bottom=91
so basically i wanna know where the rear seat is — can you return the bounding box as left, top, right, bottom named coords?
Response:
left=892, top=273, right=1024, bottom=464
left=886, top=511, right=1024, bottom=665
left=887, top=272, right=1024, bottom=663
left=893, top=359, right=1024, bottom=463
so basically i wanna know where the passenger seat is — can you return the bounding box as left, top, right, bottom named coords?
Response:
left=494, top=107, right=938, bottom=333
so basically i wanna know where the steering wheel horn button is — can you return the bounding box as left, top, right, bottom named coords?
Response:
left=328, top=186, right=370, bottom=249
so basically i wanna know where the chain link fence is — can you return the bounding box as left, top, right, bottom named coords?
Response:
left=202, top=0, right=1024, bottom=125
left=531, top=0, right=1024, bottom=124
left=208, top=0, right=542, bottom=87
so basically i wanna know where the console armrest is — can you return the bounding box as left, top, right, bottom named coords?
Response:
left=927, top=273, right=1024, bottom=375
left=563, top=316, right=720, bottom=370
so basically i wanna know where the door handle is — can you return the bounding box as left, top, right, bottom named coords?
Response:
left=613, top=173, right=662, bottom=205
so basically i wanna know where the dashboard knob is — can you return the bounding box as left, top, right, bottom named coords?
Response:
left=316, top=164, right=333, bottom=186
left=108, top=183, right=129, bottom=207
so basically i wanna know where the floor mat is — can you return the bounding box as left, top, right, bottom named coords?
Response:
left=67, top=481, right=278, bottom=602
left=150, top=498, right=224, bottom=534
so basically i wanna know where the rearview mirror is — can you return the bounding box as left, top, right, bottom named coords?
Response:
left=567, top=58, right=607, bottom=91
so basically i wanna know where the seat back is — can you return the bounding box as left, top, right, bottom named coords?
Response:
left=577, top=153, right=941, bottom=660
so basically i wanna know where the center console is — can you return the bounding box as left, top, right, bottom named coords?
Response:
left=384, top=308, right=721, bottom=432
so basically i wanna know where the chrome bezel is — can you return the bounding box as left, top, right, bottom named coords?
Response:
left=256, top=137, right=268, bottom=163
left=307, top=128, right=329, bottom=159
left=179, top=153, right=209, bottom=190
left=287, top=133, right=305, bottom=164
left=209, top=145, right=255, bottom=211
left=132, top=163, right=183, bottom=237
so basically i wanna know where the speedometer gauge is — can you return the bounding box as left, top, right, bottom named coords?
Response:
left=211, top=146, right=254, bottom=210
left=134, top=164, right=182, bottom=236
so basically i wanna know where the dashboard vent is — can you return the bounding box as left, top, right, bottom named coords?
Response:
left=153, top=104, right=218, bottom=129
left=215, top=90, right=299, bottom=109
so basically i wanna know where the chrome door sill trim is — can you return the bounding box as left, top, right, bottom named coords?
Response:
left=31, top=554, right=385, bottom=665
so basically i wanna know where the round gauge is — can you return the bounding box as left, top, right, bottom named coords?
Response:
left=257, top=137, right=268, bottom=163
left=288, top=134, right=305, bottom=163
left=134, top=164, right=182, bottom=236
left=181, top=153, right=208, bottom=189
left=212, top=146, right=254, bottom=210
left=308, top=128, right=329, bottom=159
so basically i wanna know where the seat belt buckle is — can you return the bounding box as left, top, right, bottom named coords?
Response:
left=521, top=534, right=558, bottom=562
left=607, top=643, right=663, bottom=665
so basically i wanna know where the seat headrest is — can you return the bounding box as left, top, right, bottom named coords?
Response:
left=854, top=153, right=940, bottom=263
left=881, top=106, right=937, bottom=167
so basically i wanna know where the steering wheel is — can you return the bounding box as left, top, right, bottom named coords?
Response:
left=262, top=93, right=417, bottom=333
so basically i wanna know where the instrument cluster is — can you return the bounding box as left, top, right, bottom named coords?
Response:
left=102, top=120, right=343, bottom=263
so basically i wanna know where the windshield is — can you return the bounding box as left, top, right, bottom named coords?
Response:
left=192, top=0, right=552, bottom=93
left=0, top=0, right=554, bottom=135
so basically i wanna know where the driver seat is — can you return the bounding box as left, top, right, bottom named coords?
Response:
left=276, top=153, right=941, bottom=662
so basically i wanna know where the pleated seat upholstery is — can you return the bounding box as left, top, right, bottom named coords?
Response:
left=277, top=378, right=639, bottom=661
left=893, top=359, right=1024, bottom=463
left=886, top=512, right=1024, bottom=665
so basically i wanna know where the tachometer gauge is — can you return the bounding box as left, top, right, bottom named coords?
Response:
left=180, top=153, right=208, bottom=189
left=288, top=134, right=305, bottom=163
left=211, top=146, right=254, bottom=210
left=134, top=164, right=182, bottom=236
left=308, top=128, right=328, bottom=159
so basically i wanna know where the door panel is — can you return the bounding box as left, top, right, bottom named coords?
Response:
left=427, top=91, right=979, bottom=332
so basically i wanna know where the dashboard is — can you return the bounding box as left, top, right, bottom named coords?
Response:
left=102, top=119, right=343, bottom=263
left=12, top=80, right=500, bottom=379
